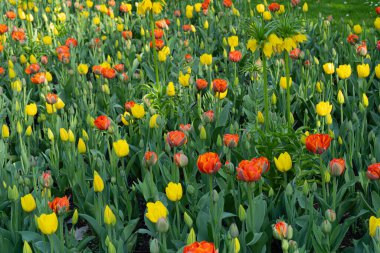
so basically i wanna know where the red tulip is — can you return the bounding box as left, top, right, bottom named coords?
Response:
left=197, top=152, right=222, bottom=174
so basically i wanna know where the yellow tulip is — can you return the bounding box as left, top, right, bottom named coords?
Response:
left=336, top=64, right=351, bottom=79
left=228, top=36, right=239, bottom=50
left=179, top=71, right=190, bottom=87
left=247, top=39, right=257, bottom=53
left=2, top=124, right=9, bottom=138
left=165, top=182, right=183, bottom=202
left=215, top=89, right=228, bottom=100
left=57, top=12, right=66, bottom=22
left=20, top=194, right=36, bottom=212
left=93, top=171, right=104, bottom=192
left=362, top=93, right=369, bottom=107
left=353, top=24, right=362, bottom=35
left=316, top=101, right=333, bottom=116
left=263, top=11, right=271, bottom=21
left=185, top=5, right=194, bottom=19
left=375, top=18, right=380, bottom=30
left=256, top=4, right=265, bottom=13
left=357, top=64, right=370, bottom=78
left=337, top=90, right=344, bottom=105
left=167, top=82, right=176, bottom=96
left=42, top=36, right=52, bottom=45
left=77, top=138, right=86, bottom=154
left=23, top=241, right=33, bottom=253
left=68, top=130, right=75, bottom=143
left=55, top=98, right=65, bottom=109
left=131, top=104, right=145, bottom=119
left=149, top=114, right=159, bottom=128
left=323, top=63, right=335, bottom=75
left=375, top=64, right=380, bottom=79
left=37, top=213, right=58, bottom=235
left=59, top=128, right=69, bottom=142
left=369, top=216, right=380, bottom=237
left=25, top=103, right=38, bottom=116
left=47, top=128, right=54, bottom=141
left=146, top=201, right=168, bottom=223
left=26, top=126, right=32, bottom=136
left=257, top=111, right=264, bottom=124
left=104, top=205, right=116, bottom=226
left=77, top=64, right=89, bottom=75
left=152, top=2, right=163, bottom=14
left=113, top=139, right=130, bottom=157
left=302, top=2, right=308, bottom=12
left=279, top=77, right=292, bottom=89
left=11, top=80, right=22, bottom=92
left=200, top=54, right=212, bottom=66
left=274, top=152, right=292, bottom=172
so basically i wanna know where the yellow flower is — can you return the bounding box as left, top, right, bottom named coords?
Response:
left=137, top=0, right=152, bottom=15
left=46, top=103, right=57, bottom=114
left=357, top=64, right=370, bottom=78
left=57, top=12, right=66, bottom=22
left=326, top=114, right=333, bottom=125
left=369, top=216, right=380, bottom=237
left=186, top=5, right=194, bottom=19
left=323, top=63, right=335, bottom=75
left=47, top=128, right=54, bottom=141
left=204, top=20, right=209, bottom=30
left=283, top=37, right=296, bottom=52
left=228, top=36, right=239, bottom=50
left=302, top=2, right=308, bottom=12
left=77, top=64, right=89, bottom=75
left=59, top=128, right=69, bottom=142
left=375, top=18, right=380, bottom=30
left=93, top=171, right=104, bottom=192
left=152, top=2, right=163, bottom=14
left=23, top=241, right=32, bottom=253
left=42, top=36, right=52, bottom=45
left=200, top=54, right=212, bottom=66
left=26, top=126, right=32, bottom=136
left=121, top=112, right=131, bottom=126
left=337, top=90, right=344, bottom=105
left=316, top=101, right=333, bottom=116
left=179, top=71, right=190, bottom=87
left=2, top=124, right=9, bottom=138
left=146, top=201, right=168, bottom=223
left=131, top=104, right=145, bottom=119
left=336, top=64, right=351, bottom=79
left=215, top=89, right=228, bottom=100
left=353, top=24, right=362, bottom=34
left=104, top=205, right=116, bottom=226
left=263, top=11, right=271, bottom=21
left=316, top=81, right=323, bottom=93
left=247, top=39, right=257, bottom=53
left=55, top=98, right=65, bottom=110
left=278, top=5, right=285, bottom=14
left=293, top=34, right=308, bottom=43
left=279, top=77, right=292, bottom=89
left=165, top=182, right=183, bottom=202
left=68, top=130, right=75, bottom=143
left=375, top=64, right=380, bottom=79
left=234, top=238, right=240, bottom=253
left=362, top=93, right=369, bottom=107
left=195, top=3, right=202, bottom=12
left=37, top=213, right=58, bottom=235
left=257, top=111, right=264, bottom=124
left=158, top=46, right=170, bottom=62
left=256, top=4, right=265, bottom=13
left=167, top=82, right=176, bottom=96
left=149, top=114, right=159, bottom=128
left=113, top=139, right=130, bottom=157
left=274, top=152, right=292, bottom=172
left=78, top=138, right=86, bottom=154
left=20, top=194, right=36, bottom=212
left=263, top=42, right=273, bottom=58
left=25, top=103, right=38, bottom=116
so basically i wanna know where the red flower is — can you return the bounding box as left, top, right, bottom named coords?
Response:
left=65, top=38, right=78, bottom=47
left=203, top=110, right=214, bottom=123
left=251, top=156, right=270, bottom=174
left=166, top=131, right=187, bottom=147
left=182, top=24, right=192, bottom=32
left=46, top=93, right=58, bottom=105
left=183, top=241, right=216, bottom=253
left=0, top=24, right=8, bottom=34
left=113, top=64, right=125, bottom=73
left=356, top=41, right=367, bottom=56
left=155, top=19, right=169, bottom=29
left=101, top=68, right=116, bottom=79
left=185, top=54, right=193, bottom=62
left=236, top=160, right=262, bottom=182
left=179, top=124, right=192, bottom=132
left=11, top=29, right=26, bottom=43
left=273, top=221, right=289, bottom=240
left=291, top=0, right=300, bottom=7
left=31, top=72, right=46, bottom=84
left=154, top=29, right=164, bottom=39
left=25, top=63, right=40, bottom=75
left=229, top=50, right=242, bottom=62
left=124, top=101, right=136, bottom=112
left=195, top=79, right=208, bottom=91
left=223, top=0, right=232, bottom=8
left=174, top=152, right=188, bottom=167
left=289, top=48, right=301, bottom=60
left=202, top=0, right=211, bottom=11
left=268, top=3, right=280, bottom=12
left=223, top=134, right=239, bottom=148
left=56, top=45, right=70, bottom=54
left=144, top=151, right=158, bottom=166
left=150, top=39, right=164, bottom=50
left=347, top=34, right=359, bottom=45
left=0, top=67, right=4, bottom=75
left=122, top=30, right=133, bottom=40
left=329, top=158, right=346, bottom=176
left=49, top=196, right=70, bottom=214
left=58, top=52, right=71, bottom=64
left=305, top=134, right=332, bottom=154
left=94, top=115, right=111, bottom=130
left=197, top=152, right=222, bottom=174
left=6, top=11, right=17, bottom=20
left=92, top=65, right=103, bottom=75
left=376, top=6, right=380, bottom=15
left=367, top=163, right=380, bottom=180
left=377, top=40, right=380, bottom=51
left=40, top=171, right=53, bottom=188
left=120, top=3, right=131, bottom=13
left=212, top=78, right=228, bottom=93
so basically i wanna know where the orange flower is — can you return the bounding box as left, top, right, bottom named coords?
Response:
left=289, top=48, right=301, bottom=60
left=197, top=152, right=222, bottom=174
left=31, top=72, right=46, bottom=84
left=223, top=0, right=232, bottom=8
left=166, top=131, right=187, bottom=147
left=92, top=65, right=103, bottom=75
left=124, top=101, right=136, bottom=112
left=46, top=93, right=58, bottom=105
left=223, top=134, right=239, bottom=148
left=329, top=158, right=346, bottom=176
left=49, top=196, right=70, bottom=214
left=251, top=156, right=270, bottom=174
left=56, top=45, right=70, bottom=54
left=154, top=29, right=164, bottom=39
left=120, top=3, right=131, bottom=12
left=195, top=79, right=208, bottom=91
left=212, top=78, right=228, bottom=93
left=183, top=24, right=192, bottom=32
left=179, top=124, right=192, bottom=132
left=65, top=38, right=78, bottom=47
left=268, top=3, right=280, bottom=12
left=202, top=0, right=211, bottom=11
left=229, top=50, right=242, bottom=62
left=25, top=63, right=41, bottom=75
left=236, top=160, right=262, bottom=182
left=305, top=134, right=332, bottom=154
left=6, top=11, right=17, bottom=20
left=113, top=64, right=125, bottom=73
left=94, top=115, right=111, bottom=130
left=367, top=163, right=380, bottom=180
left=144, top=151, right=158, bottom=166
left=183, top=241, right=216, bottom=253
left=122, top=30, right=133, bottom=40
left=11, top=28, right=26, bottom=43
left=347, top=34, right=359, bottom=45
left=150, top=39, right=165, bottom=50
left=58, top=52, right=71, bottom=63
left=0, top=67, right=5, bottom=75
left=273, top=221, right=289, bottom=240
left=202, top=110, right=214, bottom=123
left=155, top=19, right=169, bottom=29
left=101, top=68, right=116, bottom=79
left=0, top=24, right=8, bottom=34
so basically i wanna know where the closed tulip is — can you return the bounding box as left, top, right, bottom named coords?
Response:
left=93, top=170, right=104, bottom=192
left=323, top=63, right=335, bottom=75
left=2, top=124, right=9, bottom=138
left=274, top=152, right=292, bottom=172
left=279, top=76, right=292, bottom=89
left=78, top=138, right=86, bottom=153
left=357, top=64, right=370, bottom=78
left=200, top=54, right=212, bottom=66
left=165, top=182, right=183, bottom=202
left=336, top=64, right=351, bottom=79
left=20, top=193, right=36, bottom=212
left=167, top=82, right=176, bottom=96
left=369, top=216, right=380, bottom=237
left=113, top=139, right=130, bottom=157
left=375, top=64, right=380, bottom=79
left=59, top=128, right=69, bottom=142
left=337, top=90, right=344, bottom=104
left=104, top=205, right=116, bottom=226
left=37, top=213, right=58, bottom=235
left=25, top=103, right=37, bottom=116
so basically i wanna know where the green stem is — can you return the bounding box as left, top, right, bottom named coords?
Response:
left=209, top=176, right=216, bottom=244
left=59, top=216, right=64, bottom=251
left=332, top=177, right=337, bottom=210
left=285, top=52, right=291, bottom=130
left=262, top=55, right=269, bottom=131
left=319, top=156, right=327, bottom=206
left=176, top=202, right=181, bottom=236
left=149, top=11, right=160, bottom=85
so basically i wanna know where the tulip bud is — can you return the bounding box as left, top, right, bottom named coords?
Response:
left=199, top=126, right=207, bottom=140
left=156, top=217, right=169, bottom=233
left=72, top=209, right=78, bottom=225
left=325, top=209, right=336, bottom=222
left=23, top=241, right=33, bottom=253
left=217, top=135, right=223, bottom=147
left=302, top=181, right=309, bottom=196
left=286, top=184, right=293, bottom=196
left=312, top=182, right=318, bottom=192
left=187, top=228, right=196, bottom=244
left=282, top=239, right=289, bottom=252
left=212, top=190, right=219, bottom=202
left=238, top=205, right=246, bottom=221
left=337, top=90, right=344, bottom=104
left=321, top=220, right=332, bottom=234
left=257, top=111, right=264, bottom=124
left=8, top=185, right=19, bottom=201
left=187, top=185, right=195, bottom=195
left=184, top=212, right=193, bottom=227
left=150, top=239, right=160, bottom=253
left=271, top=93, right=277, bottom=105
left=362, top=93, right=369, bottom=107
left=268, top=187, right=274, bottom=197
left=229, top=223, right=239, bottom=238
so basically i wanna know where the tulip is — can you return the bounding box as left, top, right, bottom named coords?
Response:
left=25, top=125, right=32, bottom=136
left=59, top=128, right=69, bottom=142
left=279, top=76, right=292, bottom=89
left=20, top=194, right=36, bottom=212
left=174, top=152, right=188, bottom=167
left=167, top=82, right=175, bottom=96
left=302, top=2, right=308, bottom=12
left=362, top=93, right=369, bottom=107
left=366, top=163, right=380, bottom=180
left=37, top=213, right=58, bottom=235
left=77, top=63, right=89, bottom=74
left=25, top=103, right=37, bottom=116
left=357, top=64, right=370, bottom=78
left=329, top=158, right=346, bottom=176
left=78, top=138, right=86, bottom=153
left=149, top=114, right=159, bottom=128
left=200, top=53, right=212, bottom=66
left=369, top=216, right=380, bottom=237
left=256, top=4, right=265, bottom=13
left=323, top=63, right=335, bottom=74
left=376, top=64, right=380, bottom=79
left=305, top=134, right=332, bottom=154
left=2, top=124, right=9, bottom=138
left=183, top=241, right=216, bottom=253
left=316, top=101, right=333, bottom=116
left=337, top=90, right=344, bottom=104
left=236, top=160, right=262, bottom=182
left=131, top=104, right=145, bottom=119
left=165, top=182, right=183, bottom=202
left=197, top=152, right=222, bottom=174
left=113, top=139, right=130, bottom=157
left=336, top=64, right=351, bottom=79
left=353, top=24, right=362, bottom=34
left=274, top=152, right=292, bottom=172
left=104, top=205, right=116, bottom=226
left=93, top=170, right=104, bottom=192
left=72, top=209, right=78, bottom=225
left=23, top=241, right=33, bottom=253
left=145, top=201, right=168, bottom=223
left=49, top=196, right=70, bottom=214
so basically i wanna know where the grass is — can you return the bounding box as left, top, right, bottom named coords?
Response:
left=276, top=0, right=378, bottom=25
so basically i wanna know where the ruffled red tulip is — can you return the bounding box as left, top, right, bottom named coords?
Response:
left=49, top=196, right=70, bottom=214
left=101, top=68, right=116, bottom=79
left=223, top=0, right=232, bottom=8
left=223, top=134, right=239, bottom=148
left=212, top=78, right=228, bottom=93
left=203, top=110, right=214, bottom=123
left=252, top=156, right=270, bottom=174
left=197, top=152, right=222, bottom=174
left=183, top=241, right=216, bottom=253
left=144, top=151, right=158, bottom=166
left=122, top=30, right=133, bottom=40
left=367, top=163, right=380, bottom=180
left=166, top=131, right=187, bottom=147
left=356, top=41, right=367, bottom=56
left=0, top=24, right=8, bottom=34
left=329, top=158, right=346, bottom=176
left=113, top=64, right=124, bottom=73
left=268, top=3, right=280, bottom=12
left=31, top=72, right=46, bottom=84
left=94, top=115, right=111, bottom=130
left=124, top=101, right=135, bottom=112
left=150, top=39, right=164, bottom=50
left=347, top=34, right=359, bottom=45
left=46, top=93, right=58, bottom=105
left=305, top=134, right=332, bottom=154
left=236, top=160, right=262, bottom=182
left=195, top=79, right=208, bottom=91
left=65, top=38, right=78, bottom=47
left=229, top=50, right=242, bottom=62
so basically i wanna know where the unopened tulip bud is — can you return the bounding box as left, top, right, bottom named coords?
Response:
left=23, top=241, right=33, bottom=253
left=287, top=225, right=293, bottom=240
left=302, top=181, right=309, bottom=195
left=217, top=135, right=222, bottom=147
left=257, top=111, right=264, bottom=124
left=229, top=223, right=239, bottom=238
left=312, top=182, right=318, bottom=192
left=187, top=185, right=195, bottom=195
left=286, top=184, right=293, bottom=196
left=272, top=93, right=277, bottom=105
left=150, top=239, right=160, bottom=253
left=212, top=190, right=219, bottom=203
left=72, top=209, right=78, bottom=225
left=156, top=217, right=169, bottom=233
left=187, top=228, right=196, bottom=244
left=321, top=220, right=332, bottom=234
left=238, top=205, right=246, bottom=221
left=337, top=90, right=344, bottom=104
left=199, top=126, right=207, bottom=140
left=325, top=209, right=336, bottom=222
left=282, top=239, right=289, bottom=252
left=268, top=187, right=274, bottom=197
left=8, top=185, right=19, bottom=201
left=184, top=212, right=193, bottom=227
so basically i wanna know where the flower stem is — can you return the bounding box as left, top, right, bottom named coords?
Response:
left=262, top=55, right=269, bottom=131
left=149, top=11, right=160, bottom=85
left=285, top=52, right=291, bottom=130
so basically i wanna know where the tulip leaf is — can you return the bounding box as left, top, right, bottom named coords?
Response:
left=18, top=231, right=43, bottom=242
